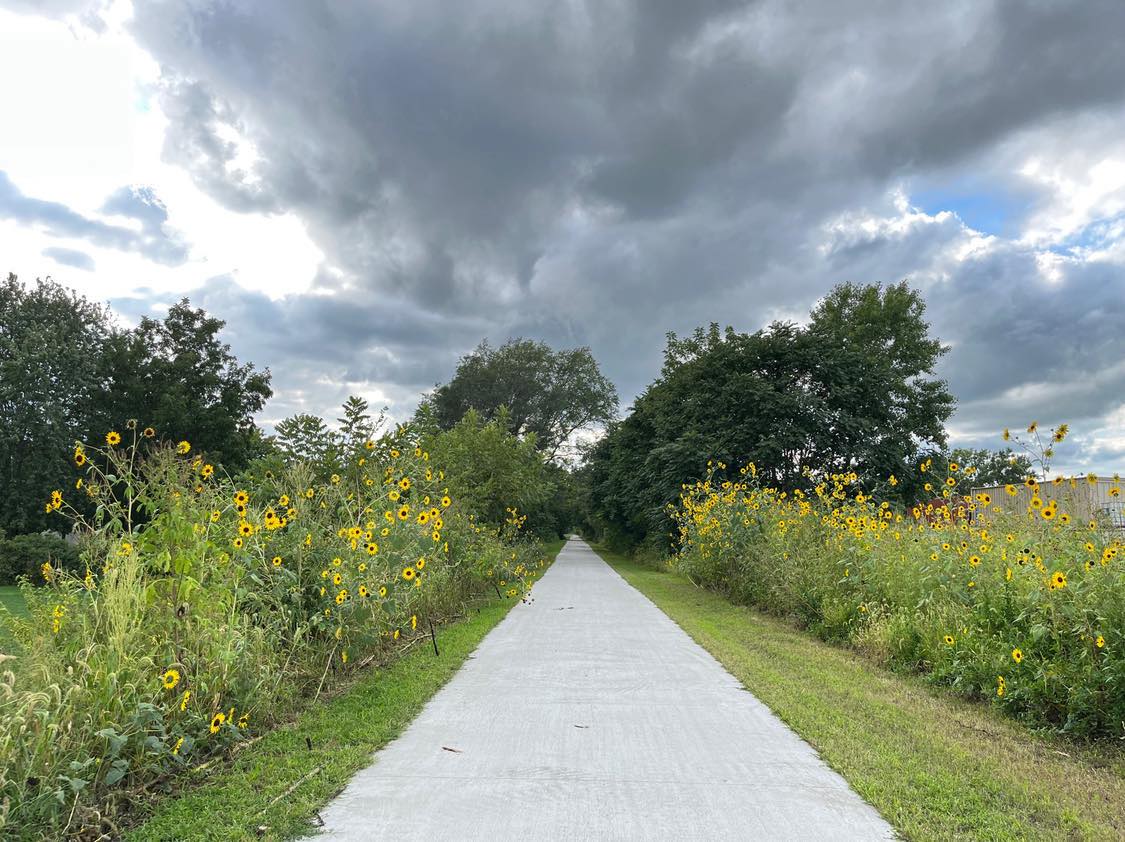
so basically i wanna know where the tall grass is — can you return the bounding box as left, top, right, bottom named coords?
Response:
left=673, top=451, right=1125, bottom=738
left=0, top=425, right=546, bottom=838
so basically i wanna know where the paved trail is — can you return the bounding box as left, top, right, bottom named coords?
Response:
left=311, top=538, right=894, bottom=840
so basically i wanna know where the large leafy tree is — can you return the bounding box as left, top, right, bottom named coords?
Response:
left=0, top=274, right=112, bottom=534
left=91, top=300, right=272, bottom=470
left=585, top=281, right=955, bottom=549
left=941, top=447, right=1033, bottom=486
left=418, top=338, right=618, bottom=461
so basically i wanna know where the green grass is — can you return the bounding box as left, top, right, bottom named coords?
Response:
left=597, top=547, right=1125, bottom=842
left=0, top=585, right=28, bottom=618
left=126, top=540, right=564, bottom=842
left=0, top=585, right=28, bottom=652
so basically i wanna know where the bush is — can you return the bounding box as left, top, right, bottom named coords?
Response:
left=0, top=424, right=549, bottom=837
left=672, top=458, right=1125, bottom=738
left=0, top=531, right=81, bottom=585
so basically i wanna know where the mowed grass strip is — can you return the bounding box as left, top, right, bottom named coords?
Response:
left=598, top=548, right=1125, bottom=842
left=0, top=585, right=28, bottom=618
left=129, top=540, right=564, bottom=842
left=0, top=585, right=29, bottom=652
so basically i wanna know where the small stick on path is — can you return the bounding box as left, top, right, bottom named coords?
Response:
left=429, top=620, right=439, bottom=656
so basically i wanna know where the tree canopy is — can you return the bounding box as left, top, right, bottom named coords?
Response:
left=92, top=299, right=272, bottom=469
left=0, top=275, right=112, bottom=534
left=418, top=338, right=618, bottom=460
left=0, top=276, right=272, bottom=536
left=585, top=281, right=955, bottom=549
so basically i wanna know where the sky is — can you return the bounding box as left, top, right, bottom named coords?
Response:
left=2, top=0, right=1124, bottom=475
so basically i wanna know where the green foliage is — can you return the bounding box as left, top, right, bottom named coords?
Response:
left=585, top=281, right=954, bottom=548
left=0, top=276, right=272, bottom=538
left=423, top=409, right=553, bottom=531
left=672, top=462, right=1125, bottom=738
left=0, top=423, right=549, bottom=837
left=91, top=299, right=272, bottom=470
left=942, top=448, right=1034, bottom=486
left=418, top=338, right=618, bottom=460
left=0, top=531, right=81, bottom=585
left=273, top=395, right=383, bottom=480
left=0, top=274, right=112, bottom=535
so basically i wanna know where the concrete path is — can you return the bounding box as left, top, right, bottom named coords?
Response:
left=311, top=538, right=894, bottom=841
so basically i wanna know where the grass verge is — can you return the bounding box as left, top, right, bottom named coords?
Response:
left=0, top=585, right=27, bottom=618
left=127, top=539, right=565, bottom=841
left=597, top=546, right=1125, bottom=842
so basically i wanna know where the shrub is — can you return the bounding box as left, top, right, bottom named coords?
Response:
left=0, top=423, right=548, bottom=837
left=672, top=454, right=1125, bottom=738
left=0, top=532, right=81, bottom=585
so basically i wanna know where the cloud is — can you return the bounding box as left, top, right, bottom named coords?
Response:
left=0, top=171, right=188, bottom=265
left=5, top=0, right=1125, bottom=471
left=42, top=246, right=95, bottom=270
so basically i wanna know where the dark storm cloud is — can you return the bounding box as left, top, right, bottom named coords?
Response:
left=0, top=171, right=189, bottom=265
left=42, top=246, right=95, bottom=271
left=33, top=0, right=1125, bottom=461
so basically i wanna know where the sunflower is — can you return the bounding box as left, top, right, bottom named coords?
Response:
left=441, top=496, right=452, bottom=508
left=417, top=511, right=429, bottom=525
left=305, top=488, right=315, bottom=499
left=74, top=450, right=87, bottom=466
left=272, top=556, right=283, bottom=567
left=969, top=555, right=981, bottom=567
left=1011, top=648, right=1023, bottom=664
left=209, top=712, right=226, bottom=733
left=335, top=589, right=348, bottom=604
left=1096, top=635, right=1106, bottom=648
left=106, top=430, right=122, bottom=446
left=358, top=585, right=369, bottom=599
left=143, top=426, right=155, bottom=438
left=1049, top=570, right=1067, bottom=589
left=399, top=477, right=411, bottom=491
left=388, top=489, right=400, bottom=502
left=1040, top=505, right=1056, bottom=520
left=201, top=464, right=214, bottom=479
left=365, top=542, right=379, bottom=555
left=378, top=585, right=388, bottom=598
left=1004, top=484, right=1017, bottom=496
left=402, top=566, right=416, bottom=581
left=943, top=634, right=955, bottom=646
left=234, top=490, right=249, bottom=506
left=333, top=572, right=343, bottom=586
left=177, top=441, right=191, bottom=454
left=161, top=668, right=181, bottom=689
left=238, top=521, right=254, bottom=537
left=233, top=537, right=244, bottom=549
left=416, top=558, right=426, bottom=570
left=397, top=505, right=410, bottom=521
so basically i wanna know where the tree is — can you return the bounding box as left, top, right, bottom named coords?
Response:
left=274, top=413, right=336, bottom=467
left=422, top=408, right=553, bottom=529
left=585, top=281, right=955, bottom=549
left=92, top=300, right=272, bottom=470
left=941, top=448, right=1033, bottom=486
left=418, top=338, right=618, bottom=460
left=0, top=274, right=112, bottom=534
